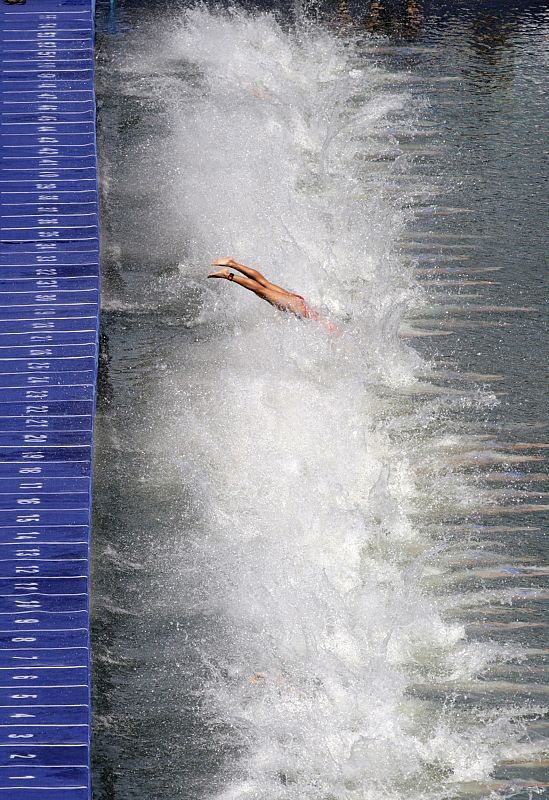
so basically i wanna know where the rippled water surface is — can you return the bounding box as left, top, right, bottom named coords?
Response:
left=92, top=2, right=549, bottom=798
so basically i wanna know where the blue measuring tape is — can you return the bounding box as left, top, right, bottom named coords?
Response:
left=0, top=1, right=98, bottom=797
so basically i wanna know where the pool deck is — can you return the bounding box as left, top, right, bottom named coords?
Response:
left=0, top=0, right=98, bottom=797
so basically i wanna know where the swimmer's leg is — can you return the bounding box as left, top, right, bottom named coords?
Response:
left=208, top=268, right=271, bottom=300
left=212, top=258, right=288, bottom=294
left=208, top=268, right=303, bottom=314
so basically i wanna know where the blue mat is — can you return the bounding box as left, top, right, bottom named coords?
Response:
left=0, top=0, right=98, bottom=797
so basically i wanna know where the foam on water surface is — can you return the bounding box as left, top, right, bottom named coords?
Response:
left=94, top=5, right=549, bottom=799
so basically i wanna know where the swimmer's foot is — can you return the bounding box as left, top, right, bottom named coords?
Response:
left=211, top=257, right=235, bottom=268
left=207, top=268, right=232, bottom=279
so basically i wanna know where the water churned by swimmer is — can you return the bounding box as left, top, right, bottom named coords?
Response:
left=133, top=9, right=540, bottom=799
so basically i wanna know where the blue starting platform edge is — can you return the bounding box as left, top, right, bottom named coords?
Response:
left=0, top=0, right=98, bottom=797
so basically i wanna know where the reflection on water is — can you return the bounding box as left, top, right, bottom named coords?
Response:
left=92, top=1, right=549, bottom=798
left=365, top=0, right=423, bottom=40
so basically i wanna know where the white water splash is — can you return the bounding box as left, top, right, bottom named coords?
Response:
left=112, top=8, right=538, bottom=799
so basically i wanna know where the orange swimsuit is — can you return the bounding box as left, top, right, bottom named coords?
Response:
left=296, top=295, right=339, bottom=333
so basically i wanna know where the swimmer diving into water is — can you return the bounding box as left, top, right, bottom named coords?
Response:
left=208, top=258, right=337, bottom=332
